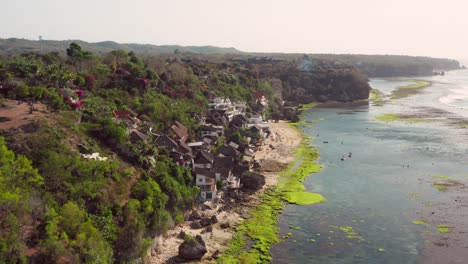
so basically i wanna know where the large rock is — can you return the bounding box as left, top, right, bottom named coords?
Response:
left=241, top=172, right=266, bottom=191
left=189, top=210, right=202, bottom=221
left=178, top=235, right=207, bottom=260
left=200, top=217, right=212, bottom=227
left=190, top=221, right=202, bottom=229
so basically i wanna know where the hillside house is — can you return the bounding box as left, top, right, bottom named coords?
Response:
left=193, top=150, right=214, bottom=169
left=214, top=156, right=235, bottom=170
left=194, top=168, right=217, bottom=201
left=154, top=134, right=179, bottom=152
left=170, top=121, right=189, bottom=143
left=129, top=130, right=149, bottom=143
left=198, top=125, right=224, bottom=138
left=216, top=145, right=241, bottom=160
left=229, top=114, right=248, bottom=130
left=113, top=110, right=140, bottom=129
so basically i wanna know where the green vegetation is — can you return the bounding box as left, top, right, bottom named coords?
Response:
left=219, top=127, right=324, bottom=263
left=437, top=224, right=453, bottom=234
left=328, top=225, right=364, bottom=241
left=375, top=113, right=426, bottom=123
left=432, top=175, right=457, bottom=181
left=390, top=80, right=431, bottom=99
left=369, top=88, right=385, bottom=106
left=300, top=102, right=318, bottom=111
left=1, top=43, right=273, bottom=263
left=284, top=192, right=326, bottom=205
left=412, top=220, right=429, bottom=226
left=218, top=189, right=284, bottom=263
left=432, top=175, right=460, bottom=191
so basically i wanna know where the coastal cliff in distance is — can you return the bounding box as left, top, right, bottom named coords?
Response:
left=310, top=54, right=462, bottom=77
left=251, top=56, right=370, bottom=103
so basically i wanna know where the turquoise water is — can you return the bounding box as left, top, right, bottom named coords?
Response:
left=271, top=70, right=468, bottom=263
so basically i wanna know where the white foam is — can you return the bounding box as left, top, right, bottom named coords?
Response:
left=439, top=86, right=468, bottom=105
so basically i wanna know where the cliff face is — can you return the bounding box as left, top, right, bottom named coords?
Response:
left=279, top=66, right=370, bottom=103
left=253, top=58, right=371, bottom=103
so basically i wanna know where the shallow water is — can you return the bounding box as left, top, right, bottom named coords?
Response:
left=271, top=70, right=468, bottom=263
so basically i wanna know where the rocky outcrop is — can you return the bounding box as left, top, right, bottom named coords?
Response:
left=252, top=57, right=371, bottom=104
left=241, top=172, right=266, bottom=191
left=178, top=235, right=207, bottom=260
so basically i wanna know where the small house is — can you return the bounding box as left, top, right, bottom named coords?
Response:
left=194, top=168, right=217, bottom=201
left=193, top=150, right=214, bottom=169
left=170, top=121, right=189, bottom=143
left=216, top=145, right=241, bottom=160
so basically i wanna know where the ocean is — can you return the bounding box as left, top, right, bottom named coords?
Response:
left=271, top=70, right=468, bottom=264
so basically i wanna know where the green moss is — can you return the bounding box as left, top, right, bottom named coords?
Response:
left=284, top=192, right=327, bottom=205
left=369, top=88, right=385, bottom=106
left=329, top=225, right=364, bottom=241
left=432, top=175, right=457, bottom=181
left=289, top=120, right=307, bottom=130
left=390, top=80, right=431, bottom=99
left=437, top=225, right=452, bottom=234
left=433, top=184, right=448, bottom=191
left=412, top=220, right=428, bottom=226
left=301, top=102, right=318, bottom=110
left=375, top=113, right=426, bottom=123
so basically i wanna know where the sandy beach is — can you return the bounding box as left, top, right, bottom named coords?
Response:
left=147, top=120, right=302, bottom=263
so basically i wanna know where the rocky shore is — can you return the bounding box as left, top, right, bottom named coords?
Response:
left=147, top=121, right=302, bottom=263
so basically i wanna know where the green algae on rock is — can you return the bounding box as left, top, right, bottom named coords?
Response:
left=437, top=224, right=453, bottom=234
left=412, top=220, right=428, bottom=226
left=369, top=88, right=385, bottom=106
left=375, top=113, right=426, bottom=123
left=433, top=184, right=449, bottom=191
left=284, top=191, right=327, bottom=205
left=390, top=80, right=432, bottom=99
left=218, top=123, right=324, bottom=263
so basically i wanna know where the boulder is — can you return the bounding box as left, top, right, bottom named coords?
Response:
left=178, top=235, right=207, bottom=260
left=200, top=217, right=212, bottom=227
left=211, top=215, right=218, bottom=224
left=190, top=221, right=202, bottom=229
left=220, top=222, right=231, bottom=229
left=189, top=210, right=202, bottom=221
left=206, top=225, right=213, bottom=232
left=241, top=172, right=266, bottom=191
left=196, top=235, right=205, bottom=247
left=177, top=230, right=186, bottom=238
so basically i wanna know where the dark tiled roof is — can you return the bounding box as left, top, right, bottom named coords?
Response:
left=194, top=168, right=216, bottom=179
left=214, top=156, right=235, bottom=169
left=195, top=150, right=214, bottom=163
left=155, top=134, right=178, bottom=149
left=130, top=130, right=149, bottom=142
left=216, top=145, right=241, bottom=158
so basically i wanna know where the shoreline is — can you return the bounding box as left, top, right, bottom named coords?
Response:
left=147, top=119, right=323, bottom=263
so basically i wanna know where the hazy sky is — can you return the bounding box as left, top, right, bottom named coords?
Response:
left=1, top=0, right=467, bottom=59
